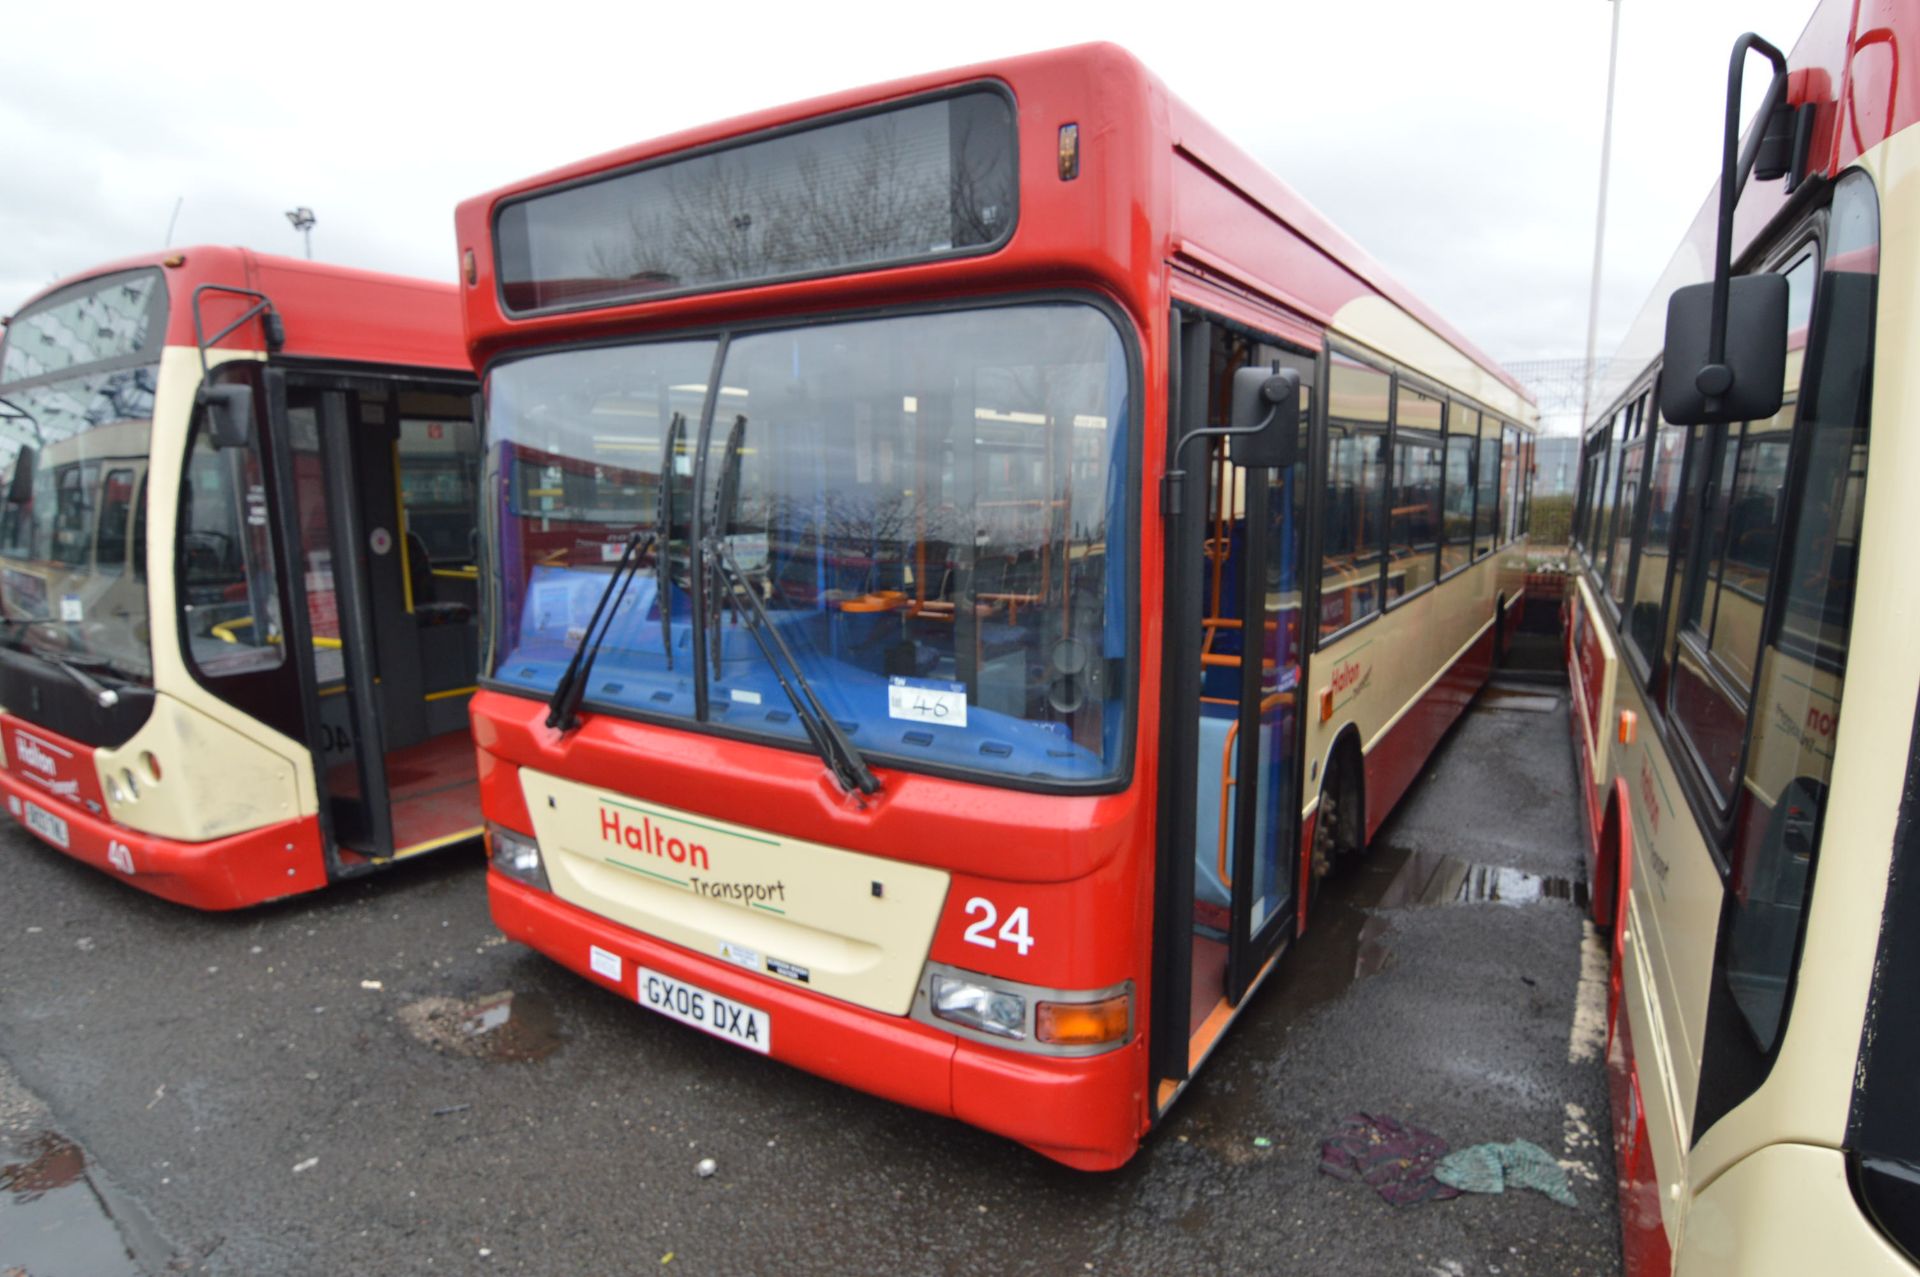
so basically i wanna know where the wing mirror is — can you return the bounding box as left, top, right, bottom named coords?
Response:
left=7, top=444, right=35, bottom=506
left=1228, top=367, right=1301, bottom=469
left=1660, top=274, right=1788, bottom=425
left=197, top=381, right=255, bottom=449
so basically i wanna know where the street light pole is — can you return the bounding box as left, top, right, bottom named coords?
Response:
left=285, top=207, right=317, bottom=260
left=1581, top=0, right=1623, bottom=435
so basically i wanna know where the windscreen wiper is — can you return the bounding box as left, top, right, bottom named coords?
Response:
left=39, top=650, right=122, bottom=708
left=705, top=537, right=879, bottom=796
left=545, top=528, right=657, bottom=732
left=656, top=412, right=682, bottom=670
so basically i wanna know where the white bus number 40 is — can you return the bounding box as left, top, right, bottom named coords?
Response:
left=961, top=897, right=1034, bottom=956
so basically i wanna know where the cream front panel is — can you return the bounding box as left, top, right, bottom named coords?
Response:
left=521, top=769, right=950, bottom=1015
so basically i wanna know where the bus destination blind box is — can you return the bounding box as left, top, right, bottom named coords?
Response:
left=1659, top=273, right=1788, bottom=426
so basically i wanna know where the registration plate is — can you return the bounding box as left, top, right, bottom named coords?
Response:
left=23, top=800, right=69, bottom=848
left=636, top=967, right=770, bottom=1054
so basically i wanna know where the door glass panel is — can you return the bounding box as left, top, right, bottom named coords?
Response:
left=285, top=398, right=365, bottom=840
left=1247, top=458, right=1302, bottom=936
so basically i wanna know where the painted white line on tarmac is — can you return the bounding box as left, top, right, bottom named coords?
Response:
left=1568, top=920, right=1608, bottom=1064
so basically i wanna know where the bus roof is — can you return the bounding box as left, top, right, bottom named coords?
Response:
left=455, top=43, right=1532, bottom=417
left=3, top=246, right=467, bottom=374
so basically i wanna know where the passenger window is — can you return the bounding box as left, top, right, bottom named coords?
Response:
left=1721, top=173, right=1878, bottom=1054
left=97, top=468, right=135, bottom=573
left=1320, top=352, right=1389, bottom=638
left=1608, top=399, right=1647, bottom=607
left=1625, top=411, right=1687, bottom=667
left=1441, top=406, right=1476, bottom=575
left=1497, top=426, right=1512, bottom=541
left=1387, top=385, right=1442, bottom=602
left=1474, top=415, right=1499, bottom=558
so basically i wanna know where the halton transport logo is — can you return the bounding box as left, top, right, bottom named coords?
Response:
left=14, top=731, right=61, bottom=777
left=599, top=804, right=711, bottom=870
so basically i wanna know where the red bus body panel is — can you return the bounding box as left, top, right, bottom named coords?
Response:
left=0, top=714, right=328, bottom=909
left=456, top=44, right=1531, bottom=1166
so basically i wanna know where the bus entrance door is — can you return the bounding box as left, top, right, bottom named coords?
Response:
left=1154, top=317, right=1310, bottom=1098
left=268, top=375, right=482, bottom=867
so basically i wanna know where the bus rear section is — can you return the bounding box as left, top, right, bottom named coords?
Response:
left=0, top=248, right=484, bottom=908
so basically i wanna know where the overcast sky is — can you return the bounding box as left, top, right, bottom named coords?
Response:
left=2, top=0, right=1818, bottom=422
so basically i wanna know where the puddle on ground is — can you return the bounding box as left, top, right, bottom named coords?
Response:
left=1477, top=684, right=1563, bottom=714
left=1375, top=848, right=1588, bottom=911
left=1248, top=845, right=1586, bottom=1030
left=1, top=1127, right=160, bottom=1277
left=398, top=990, right=565, bottom=1062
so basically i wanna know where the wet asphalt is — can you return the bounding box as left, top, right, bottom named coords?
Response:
left=0, top=668, right=1618, bottom=1276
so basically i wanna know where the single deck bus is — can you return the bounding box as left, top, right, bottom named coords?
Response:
left=1568, top=2, right=1920, bottom=1269
left=0, top=248, right=484, bottom=909
left=458, top=44, right=1536, bottom=1169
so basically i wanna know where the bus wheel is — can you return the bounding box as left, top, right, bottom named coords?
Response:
left=1311, top=747, right=1363, bottom=885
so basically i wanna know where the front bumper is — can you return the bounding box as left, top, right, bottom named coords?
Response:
left=489, top=869, right=1148, bottom=1170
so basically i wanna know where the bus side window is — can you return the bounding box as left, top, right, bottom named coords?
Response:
left=1720, top=171, right=1879, bottom=1056
left=1441, top=404, right=1475, bottom=576
left=131, top=475, right=147, bottom=582
left=97, top=468, right=135, bottom=573
left=1606, top=403, right=1642, bottom=606
left=1623, top=403, right=1687, bottom=677
left=1669, top=252, right=1817, bottom=804
left=1320, top=352, right=1389, bottom=639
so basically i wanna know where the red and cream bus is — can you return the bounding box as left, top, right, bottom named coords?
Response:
left=1569, top=1, right=1920, bottom=1268
left=456, top=44, right=1535, bottom=1169
left=0, top=248, right=483, bottom=909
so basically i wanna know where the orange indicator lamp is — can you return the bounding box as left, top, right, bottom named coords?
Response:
left=1036, top=993, right=1129, bottom=1046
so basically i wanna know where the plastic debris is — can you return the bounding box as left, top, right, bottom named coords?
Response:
left=1252, top=1137, right=1273, bottom=1148
left=292, top=1157, right=318, bottom=1174
left=1318, top=1112, right=1460, bottom=1205
left=431, top=1104, right=472, bottom=1117
left=695, top=1158, right=717, bottom=1178
left=1434, top=1140, right=1576, bottom=1207
left=360, top=979, right=384, bottom=991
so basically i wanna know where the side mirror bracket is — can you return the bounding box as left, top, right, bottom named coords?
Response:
left=1161, top=367, right=1302, bottom=516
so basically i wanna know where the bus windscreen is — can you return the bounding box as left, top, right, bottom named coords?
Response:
left=0, top=269, right=167, bottom=684
left=484, top=302, right=1132, bottom=785
left=494, top=88, right=1017, bottom=314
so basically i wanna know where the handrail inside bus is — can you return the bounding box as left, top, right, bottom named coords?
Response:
left=208, top=616, right=342, bottom=650
left=1217, top=690, right=1298, bottom=890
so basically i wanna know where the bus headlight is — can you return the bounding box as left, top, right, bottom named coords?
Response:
left=930, top=974, right=1026, bottom=1040
left=487, top=823, right=549, bottom=892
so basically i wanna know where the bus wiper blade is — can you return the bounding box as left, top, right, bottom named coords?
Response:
left=706, top=537, right=879, bottom=797
left=40, top=651, right=121, bottom=708
left=545, top=528, right=657, bottom=732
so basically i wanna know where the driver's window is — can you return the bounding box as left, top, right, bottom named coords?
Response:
left=179, top=380, right=283, bottom=676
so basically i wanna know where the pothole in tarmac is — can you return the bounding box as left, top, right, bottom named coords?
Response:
left=398, top=990, right=565, bottom=1062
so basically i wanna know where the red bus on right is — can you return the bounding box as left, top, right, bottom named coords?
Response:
left=1571, top=1, right=1920, bottom=1270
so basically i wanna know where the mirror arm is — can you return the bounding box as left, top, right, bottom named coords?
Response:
left=1703, top=33, right=1789, bottom=414
left=1161, top=419, right=1273, bottom=517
